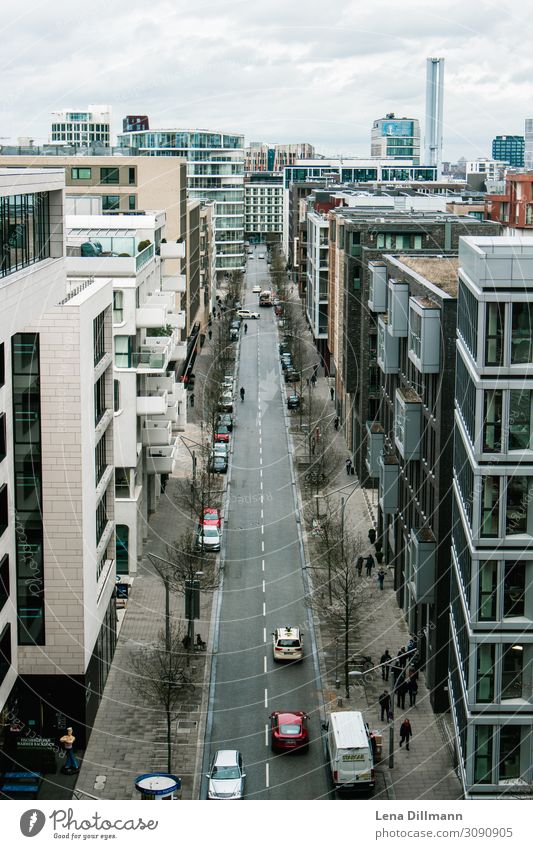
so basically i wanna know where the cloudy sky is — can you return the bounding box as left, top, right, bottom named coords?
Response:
left=1, top=0, right=530, bottom=160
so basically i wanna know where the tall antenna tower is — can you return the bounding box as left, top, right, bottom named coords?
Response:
left=424, top=57, right=445, bottom=177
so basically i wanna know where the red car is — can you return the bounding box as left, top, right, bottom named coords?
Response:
left=270, top=711, right=309, bottom=753
left=201, top=508, right=222, bottom=530
left=214, top=424, right=230, bottom=443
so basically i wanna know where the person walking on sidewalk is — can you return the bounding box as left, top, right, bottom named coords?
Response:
left=330, top=386, right=335, bottom=401
left=380, top=649, right=392, bottom=680
left=334, top=416, right=340, bottom=431
left=378, top=690, right=391, bottom=722
left=356, top=555, right=364, bottom=577
left=399, top=718, right=413, bottom=751
left=346, top=457, right=352, bottom=476
left=365, top=553, right=374, bottom=577
left=396, top=677, right=408, bottom=710
left=377, top=566, right=386, bottom=590
left=397, top=647, right=408, bottom=668
left=408, top=677, right=418, bottom=707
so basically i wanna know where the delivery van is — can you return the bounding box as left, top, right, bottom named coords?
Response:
left=322, top=710, right=375, bottom=793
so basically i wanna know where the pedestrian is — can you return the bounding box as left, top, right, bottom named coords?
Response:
left=190, top=392, right=195, bottom=408
left=60, top=727, right=79, bottom=772
left=368, top=527, right=376, bottom=545
left=208, top=329, right=212, bottom=341
left=380, top=649, right=392, bottom=680
left=378, top=690, right=391, bottom=722
left=330, top=386, right=335, bottom=401
left=377, top=566, right=386, bottom=590
left=397, top=647, right=407, bottom=668
left=334, top=416, right=340, bottom=431
left=314, top=363, right=319, bottom=377
left=396, top=678, right=408, bottom=709
left=408, top=677, right=418, bottom=707
left=391, top=662, right=403, bottom=685
left=346, top=458, right=352, bottom=476
left=399, top=718, right=413, bottom=751
left=356, top=555, right=364, bottom=577
left=365, top=553, right=374, bottom=577
left=311, top=374, right=317, bottom=388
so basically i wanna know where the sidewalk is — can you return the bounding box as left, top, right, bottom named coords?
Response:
left=288, top=306, right=462, bottom=800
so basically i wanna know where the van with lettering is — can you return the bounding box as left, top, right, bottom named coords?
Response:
left=322, top=710, right=375, bottom=793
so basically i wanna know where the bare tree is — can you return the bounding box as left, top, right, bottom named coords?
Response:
left=129, top=624, right=194, bottom=773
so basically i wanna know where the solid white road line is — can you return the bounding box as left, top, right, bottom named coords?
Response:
left=265, top=724, right=269, bottom=746
left=262, top=580, right=265, bottom=593
left=261, top=540, right=265, bottom=552
left=261, top=525, right=264, bottom=535
left=266, top=763, right=270, bottom=788
left=264, top=655, right=267, bottom=674
left=264, top=689, right=268, bottom=708
left=263, top=601, right=266, bottom=616
left=263, top=627, right=267, bottom=642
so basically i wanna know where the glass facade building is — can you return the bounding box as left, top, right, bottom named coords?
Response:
left=0, top=193, right=50, bottom=277
left=492, top=135, right=524, bottom=168
left=117, top=128, right=245, bottom=272
left=371, top=116, right=421, bottom=163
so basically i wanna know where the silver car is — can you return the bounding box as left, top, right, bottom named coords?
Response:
left=206, top=750, right=246, bottom=800
left=196, top=525, right=221, bottom=552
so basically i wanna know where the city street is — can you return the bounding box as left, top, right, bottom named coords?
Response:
left=203, top=250, right=332, bottom=799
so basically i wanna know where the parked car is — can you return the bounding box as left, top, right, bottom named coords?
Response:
left=217, top=412, right=233, bottom=432
left=231, top=319, right=241, bottom=330
left=206, top=750, right=246, bottom=800
left=212, top=442, right=228, bottom=459
left=196, top=524, right=221, bottom=552
left=215, top=424, right=231, bottom=443
left=252, top=285, right=261, bottom=294
left=270, top=711, right=309, bottom=753
left=237, top=309, right=260, bottom=320
left=272, top=626, right=303, bottom=662
left=258, top=253, right=265, bottom=259
left=287, top=394, right=301, bottom=410
left=279, top=341, right=290, bottom=356
left=229, top=328, right=239, bottom=342
left=218, top=394, right=233, bottom=413
left=200, top=507, right=222, bottom=530
left=209, top=453, right=228, bottom=474
left=284, top=369, right=300, bottom=383
left=281, top=357, right=293, bottom=371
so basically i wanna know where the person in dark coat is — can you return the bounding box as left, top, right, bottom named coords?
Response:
left=334, top=416, right=340, bottom=431
left=397, top=647, right=407, bottom=668
left=365, top=554, right=374, bottom=577
left=377, top=566, right=386, bottom=590
left=380, top=649, right=392, bottom=680
left=356, top=556, right=364, bottom=577
left=408, top=677, right=418, bottom=707
left=346, top=458, right=352, bottom=476
left=396, top=678, right=409, bottom=709
left=330, top=387, right=335, bottom=401
left=378, top=691, right=391, bottom=722
left=399, top=718, right=413, bottom=751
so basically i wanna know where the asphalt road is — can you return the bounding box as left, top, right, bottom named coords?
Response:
left=204, top=246, right=333, bottom=800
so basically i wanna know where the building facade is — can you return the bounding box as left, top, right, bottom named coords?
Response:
left=117, top=128, right=245, bottom=275
left=245, top=142, right=315, bottom=172
left=50, top=106, right=111, bottom=147
left=371, top=114, right=421, bottom=163
left=244, top=177, right=284, bottom=243
left=525, top=119, right=533, bottom=171
left=486, top=172, right=533, bottom=235
left=306, top=210, right=330, bottom=363
left=450, top=236, right=533, bottom=797
left=492, top=135, right=524, bottom=168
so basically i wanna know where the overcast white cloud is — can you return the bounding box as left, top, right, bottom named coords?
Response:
left=0, top=0, right=531, bottom=160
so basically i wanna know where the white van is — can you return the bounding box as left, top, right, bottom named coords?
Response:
left=323, top=711, right=375, bottom=793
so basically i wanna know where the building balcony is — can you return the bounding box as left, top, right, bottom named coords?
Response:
left=379, top=454, right=399, bottom=514
left=146, top=438, right=179, bottom=475
left=408, top=298, right=441, bottom=374
left=368, top=261, right=388, bottom=312
left=170, top=341, right=187, bottom=362
left=166, top=310, right=186, bottom=330
left=377, top=316, right=399, bottom=374
left=150, top=399, right=179, bottom=424
left=387, top=279, right=409, bottom=337
left=160, top=241, right=186, bottom=260
left=394, top=387, right=422, bottom=461
left=162, top=274, right=187, bottom=293
left=409, top=528, right=436, bottom=603
left=135, top=305, right=167, bottom=328
left=366, top=422, right=385, bottom=477
left=142, top=420, right=172, bottom=447
left=136, top=391, right=168, bottom=416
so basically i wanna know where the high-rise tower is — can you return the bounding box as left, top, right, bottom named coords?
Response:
left=424, top=58, right=445, bottom=176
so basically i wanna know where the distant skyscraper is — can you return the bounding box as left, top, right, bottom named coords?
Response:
left=492, top=135, right=524, bottom=168
left=524, top=119, right=533, bottom=170
left=424, top=57, right=445, bottom=175
left=371, top=113, right=421, bottom=163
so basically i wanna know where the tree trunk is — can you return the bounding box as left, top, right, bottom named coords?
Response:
left=166, top=707, right=172, bottom=774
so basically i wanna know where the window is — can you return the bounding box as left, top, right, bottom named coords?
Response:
left=0, top=623, right=11, bottom=688
left=0, top=192, right=50, bottom=278
left=128, top=167, right=136, bottom=185
left=113, top=379, right=121, bottom=412
left=113, top=291, right=124, bottom=324
left=506, top=476, right=531, bottom=535
left=116, top=525, right=129, bottom=575
left=96, top=492, right=109, bottom=545
left=0, top=343, right=4, bottom=387
left=503, top=561, right=526, bottom=617
left=0, top=484, right=7, bottom=537
left=485, top=303, right=504, bottom=366
left=483, top=390, right=502, bottom=451
left=128, top=195, right=136, bottom=211
left=95, top=437, right=107, bottom=486
left=0, top=413, right=5, bottom=461
left=501, top=644, right=523, bottom=700
left=476, top=643, right=495, bottom=702
left=71, top=167, right=92, bottom=180
left=499, top=726, right=522, bottom=780
left=0, top=555, right=8, bottom=612
left=478, top=561, right=497, bottom=621
left=93, top=310, right=106, bottom=365
left=511, top=303, right=533, bottom=364
left=509, top=390, right=532, bottom=450
left=102, top=195, right=120, bottom=211
left=480, top=476, right=500, bottom=537
left=115, top=468, right=130, bottom=498
left=474, top=725, right=493, bottom=784
left=94, top=374, right=107, bottom=425
left=114, top=336, right=132, bottom=368
left=100, top=167, right=120, bottom=185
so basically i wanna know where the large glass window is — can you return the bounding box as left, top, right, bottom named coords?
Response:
left=509, top=390, right=532, bottom=450
left=71, top=167, right=91, bottom=180
left=483, top=390, right=502, bottom=452
left=511, top=303, right=533, bottom=364
left=457, top=282, right=478, bottom=359
left=480, top=476, right=500, bottom=537
left=476, top=643, right=495, bottom=702
left=485, top=303, right=504, bottom=366
left=113, top=379, right=121, bottom=412
left=474, top=725, right=493, bottom=784
left=478, top=561, right=498, bottom=620
left=113, top=291, right=124, bottom=324
left=93, top=310, right=106, bottom=365
left=501, top=644, right=523, bottom=700
left=506, top=475, right=531, bottom=535
left=114, top=336, right=132, bottom=368
left=503, top=561, right=526, bottom=617
left=94, top=374, right=107, bottom=425
left=499, top=726, right=522, bottom=780
left=0, top=624, right=11, bottom=689
left=0, top=193, right=50, bottom=278
left=100, top=167, right=120, bottom=185
left=95, top=437, right=107, bottom=486
left=102, top=195, right=120, bottom=211
left=96, top=492, right=109, bottom=545
left=0, top=554, right=9, bottom=612
left=115, top=468, right=130, bottom=499
left=116, top=525, right=129, bottom=575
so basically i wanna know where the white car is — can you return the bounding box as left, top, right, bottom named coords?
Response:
left=252, top=285, right=261, bottom=294
left=206, top=750, right=246, bottom=800
left=272, top=626, right=303, bottom=662
left=196, top=525, right=221, bottom=552
left=258, top=253, right=265, bottom=259
left=237, top=309, right=260, bottom=320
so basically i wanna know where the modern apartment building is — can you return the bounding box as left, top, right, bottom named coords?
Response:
left=65, top=213, right=187, bottom=577
left=244, top=176, right=284, bottom=243
left=486, top=172, right=533, bottom=235
left=245, top=142, right=315, bottom=172
left=492, top=135, right=524, bottom=168
left=326, top=210, right=500, bottom=485
left=200, top=203, right=217, bottom=316
left=450, top=236, right=533, bottom=797
left=117, top=127, right=245, bottom=275
left=50, top=106, right=111, bottom=147
left=306, top=210, right=330, bottom=363
left=372, top=254, right=459, bottom=711
left=0, top=168, right=117, bottom=756
left=524, top=119, right=533, bottom=171
left=371, top=114, right=421, bottom=163
left=466, top=159, right=508, bottom=191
